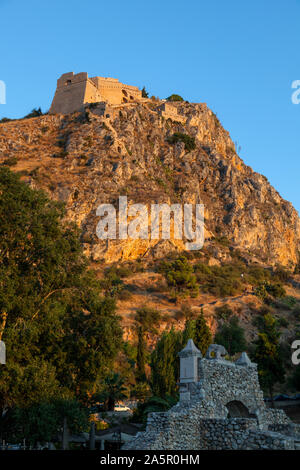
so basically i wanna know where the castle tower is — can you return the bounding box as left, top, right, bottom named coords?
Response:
left=49, top=72, right=143, bottom=114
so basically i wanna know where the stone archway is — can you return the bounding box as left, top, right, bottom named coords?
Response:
left=226, top=400, right=254, bottom=418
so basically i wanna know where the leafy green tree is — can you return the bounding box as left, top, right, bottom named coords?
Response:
left=194, top=309, right=212, bottom=356
left=0, top=360, right=61, bottom=412
left=11, top=399, right=88, bottom=447
left=166, top=94, right=184, bottom=102
left=0, top=168, right=122, bottom=414
left=214, top=317, right=247, bottom=355
left=252, top=313, right=285, bottom=406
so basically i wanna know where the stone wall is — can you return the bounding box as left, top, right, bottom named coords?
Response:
left=199, top=419, right=295, bottom=450
left=123, top=343, right=296, bottom=450
left=50, top=72, right=142, bottom=114
left=50, top=72, right=102, bottom=114
left=157, top=102, right=186, bottom=123
left=90, top=76, right=141, bottom=105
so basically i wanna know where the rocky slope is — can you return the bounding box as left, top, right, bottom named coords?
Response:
left=0, top=99, right=299, bottom=267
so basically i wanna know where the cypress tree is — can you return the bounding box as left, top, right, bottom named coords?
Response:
left=150, top=328, right=181, bottom=398
left=252, top=313, right=285, bottom=407
left=214, top=317, right=247, bottom=355
left=136, top=326, right=146, bottom=382
left=194, top=309, right=212, bottom=356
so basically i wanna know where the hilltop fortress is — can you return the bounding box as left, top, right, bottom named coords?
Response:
left=49, top=72, right=187, bottom=124
left=50, top=72, right=143, bottom=114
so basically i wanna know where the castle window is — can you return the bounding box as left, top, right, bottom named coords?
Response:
left=122, top=89, right=128, bottom=97
left=65, top=79, right=72, bottom=86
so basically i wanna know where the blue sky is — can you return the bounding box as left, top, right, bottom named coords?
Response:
left=0, top=0, right=299, bottom=212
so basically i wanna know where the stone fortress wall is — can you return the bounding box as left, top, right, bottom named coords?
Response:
left=123, top=341, right=300, bottom=450
left=49, top=72, right=188, bottom=125
left=49, top=72, right=143, bottom=114
left=156, top=102, right=186, bottom=123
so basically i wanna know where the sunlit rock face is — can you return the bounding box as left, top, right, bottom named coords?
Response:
left=0, top=99, right=299, bottom=267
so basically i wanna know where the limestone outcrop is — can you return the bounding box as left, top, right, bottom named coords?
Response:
left=0, top=98, right=299, bottom=267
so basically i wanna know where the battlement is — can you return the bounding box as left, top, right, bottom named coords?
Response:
left=50, top=72, right=142, bottom=114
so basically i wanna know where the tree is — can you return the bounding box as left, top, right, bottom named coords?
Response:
left=194, top=309, right=212, bottom=356
left=214, top=317, right=247, bottom=355
left=96, top=373, right=127, bottom=411
left=181, top=319, right=196, bottom=346
left=252, top=313, right=285, bottom=407
left=150, top=318, right=202, bottom=399
left=289, top=365, right=300, bottom=392
left=150, top=328, right=181, bottom=397
left=134, top=307, right=161, bottom=334
left=0, top=168, right=122, bottom=414
left=23, top=107, right=43, bottom=119
left=134, top=306, right=161, bottom=383
left=166, top=94, right=184, bottom=102
left=175, top=304, right=197, bottom=322
left=160, top=256, right=198, bottom=295
left=11, top=399, right=88, bottom=447
left=136, top=326, right=146, bottom=382
left=141, top=87, right=149, bottom=98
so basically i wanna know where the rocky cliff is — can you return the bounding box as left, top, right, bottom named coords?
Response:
left=0, top=99, right=299, bottom=267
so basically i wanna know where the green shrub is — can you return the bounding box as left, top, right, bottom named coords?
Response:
left=118, top=289, right=132, bottom=301
left=280, top=296, right=297, bottom=309
left=266, top=282, right=286, bottom=298
left=213, top=236, right=230, bottom=247
left=292, top=305, right=300, bottom=319
left=23, top=107, right=43, bottom=119
left=159, top=255, right=198, bottom=295
left=167, top=132, right=196, bottom=152
left=277, top=317, right=289, bottom=328
left=166, top=94, right=184, bottom=102
left=194, top=262, right=243, bottom=297
left=175, top=304, right=197, bottom=321
left=254, top=281, right=286, bottom=301
left=215, top=304, right=234, bottom=321
left=246, top=266, right=271, bottom=285
left=104, top=264, right=133, bottom=280
left=135, top=307, right=162, bottom=334
left=1, top=156, right=18, bottom=166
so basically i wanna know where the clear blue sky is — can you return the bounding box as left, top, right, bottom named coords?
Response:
left=0, top=0, right=299, bottom=212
